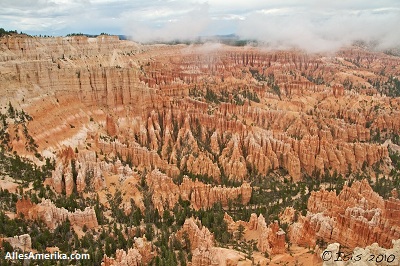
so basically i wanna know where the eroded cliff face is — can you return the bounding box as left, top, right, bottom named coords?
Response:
left=1, top=35, right=398, bottom=182
left=289, top=179, right=400, bottom=249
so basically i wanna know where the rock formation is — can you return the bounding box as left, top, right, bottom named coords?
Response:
left=0, top=234, right=31, bottom=251
left=102, top=249, right=142, bottom=266
left=146, top=169, right=251, bottom=213
left=16, top=198, right=98, bottom=230
left=176, top=218, right=214, bottom=251
left=1, top=35, right=397, bottom=182
left=224, top=213, right=286, bottom=255
left=176, top=218, right=250, bottom=266
left=50, top=148, right=108, bottom=195
left=101, top=237, right=155, bottom=266
left=1, top=34, right=400, bottom=266
left=263, top=221, right=286, bottom=255
left=290, top=179, right=400, bottom=249
left=191, top=247, right=250, bottom=266
left=279, top=206, right=296, bottom=224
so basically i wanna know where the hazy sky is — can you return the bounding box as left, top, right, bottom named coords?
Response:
left=1, top=0, right=399, bottom=50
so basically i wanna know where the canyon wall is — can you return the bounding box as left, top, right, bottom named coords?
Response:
left=2, top=35, right=398, bottom=182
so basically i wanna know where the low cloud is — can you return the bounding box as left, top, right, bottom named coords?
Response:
left=1, top=0, right=400, bottom=52
left=237, top=6, right=400, bottom=52
left=124, top=0, right=400, bottom=52
left=125, top=3, right=211, bottom=43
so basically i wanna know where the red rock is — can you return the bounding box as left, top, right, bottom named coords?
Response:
left=146, top=169, right=251, bottom=213
left=176, top=218, right=250, bottom=265
left=290, top=180, right=400, bottom=249
left=16, top=199, right=98, bottom=230
left=101, top=249, right=141, bottom=266
left=1, top=36, right=396, bottom=183
left=176, top=218, right=214, bottom=251
left=106, top=115, right=117, bottom=136
left=224, top=213, right=286, bottom=255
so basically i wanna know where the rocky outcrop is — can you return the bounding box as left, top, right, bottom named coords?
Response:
left=97, top=135, right=180, bottom=178
left=50, top=148, right=117, bottom=195
left=132, top=237, right=155, bottom=265
left=101, top=237, right=155, bottom=266
left=289, top=215, right=318, bottom=248
left=263, top=221, right=286, bottom=255
left=102, top=249, right=142, bottom=266
left=224, top=213, right=286, bottom=255
left=191, top=247, right=249, bottom=266
left=176, top=218, right=214, bottom=251
left=15, top=198, right=36, bottom=218
left=290, top=179, right=400, bottom=249
left=0, top=234, right=31, bottom=251
left=279, top=207, right=296, bottom=224
left=146, top=169, right=251, bottom=213
left=0, top=35, right=130, bottom=61
left=176, top=218, right=249, bottom=266
left=0, top=35, right=145, bottom=107
left=218, top=134, right=248, bottom=180
left=106, top=115, right=118, bottom=136
left=16, top=198, right=98, bottom=230
left=122, top=101, right=389, bottom=182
